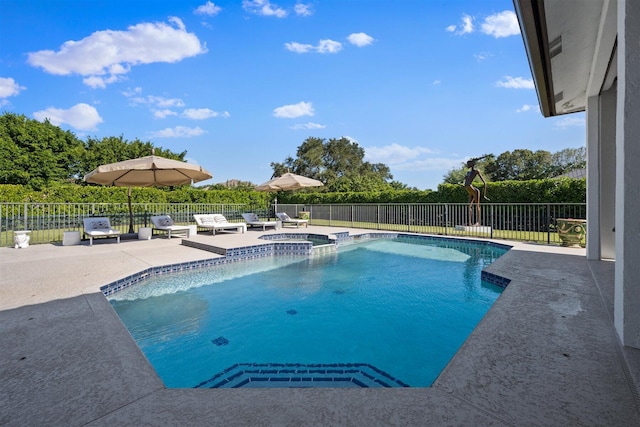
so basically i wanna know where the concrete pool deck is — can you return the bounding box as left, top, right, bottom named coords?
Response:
left=1, top=226, right=639, bottom=426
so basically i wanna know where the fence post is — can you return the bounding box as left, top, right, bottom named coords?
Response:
left=547, top=204, right=551, bottom=244
left=23, top=202, right=28, bottom=230
left=351, top=205, right=354, bottom=228
left=377, top=204, right=380, bottom=230
left=444, top=204, right=449, bottom=235
left=490, top=204, right=494, bottom=239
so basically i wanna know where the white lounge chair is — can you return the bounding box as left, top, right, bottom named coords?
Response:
left=276, top=212, right=308, bottom=228
left=83, top=217, right=121, bottom=246
left=193, top=214, right=247, bottom=235
left=241, top=213, right=278, bottom=231
left=150, top=215, right=191, bottom=239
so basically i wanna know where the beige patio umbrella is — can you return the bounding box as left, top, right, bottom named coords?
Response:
left=84, top=154, right=212, bottom=234
left=255, top=172, right=323, bottom=213
left=255, top=172, right=323, bottom=192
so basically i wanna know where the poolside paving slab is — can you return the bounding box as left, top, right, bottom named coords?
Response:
left=87, top=388, right=511, bottom=427
left=1, top=229, right=639, bottom=426
left=438, top=249, right=640, bottom=425
left=0, top=294, right=162, bottom=427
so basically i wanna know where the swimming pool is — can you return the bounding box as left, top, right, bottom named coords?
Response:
left=109, top=236, right=508, bottom=388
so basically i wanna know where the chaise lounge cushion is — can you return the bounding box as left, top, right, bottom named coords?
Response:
left=83, top=217, right=121, bottom=246
left=157, top=217, right=173, bottom=227
left=150, top=215, right=191, bottom=239
left=193, top=214, right=247, bottom=235
left=276, top=212, right=308, bottom=228
left=241, top=213, right=278, bottom=231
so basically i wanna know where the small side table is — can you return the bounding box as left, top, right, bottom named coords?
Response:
left=14, top=230, right=31, bottom=249
left=62, top=231, right=81, bottom=246
left=138, top=227, right=152, bottom=240
left=186, top=225, right=198, bottom=238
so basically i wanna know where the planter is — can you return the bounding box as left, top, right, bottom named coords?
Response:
left=556, top=218, right=586, bottom=247
left=298, top=211, right=311, bottom=220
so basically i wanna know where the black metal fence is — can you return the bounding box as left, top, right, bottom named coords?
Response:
left=0, top=202, right=586, bottom=247
left=275, top=203, right=586, bottom=245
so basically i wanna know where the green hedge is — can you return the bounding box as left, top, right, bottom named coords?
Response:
left=432, top=178, right=586, bottom=204
left=0, top=184, right=272, bottom=205
left=0, top=178, right=585, bottom=205
left=281, top=178, right=585, bottom=204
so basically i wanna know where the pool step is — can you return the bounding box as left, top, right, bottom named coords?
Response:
left=312, top=243, right=337, bottom=256
left=195, top=362, right=409, bottom=389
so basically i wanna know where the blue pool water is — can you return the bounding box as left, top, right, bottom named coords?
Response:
left=109, top=237, right=508, bottom=388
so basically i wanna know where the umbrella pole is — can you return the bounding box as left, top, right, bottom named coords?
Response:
left=128, top=187, right=134, bottom=234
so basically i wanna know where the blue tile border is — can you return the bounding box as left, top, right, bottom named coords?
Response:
left=481, top=271, right=512, bottom=288
left=100, top=231, right=512, bottom=297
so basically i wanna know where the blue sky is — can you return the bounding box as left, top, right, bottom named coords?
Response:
left=0, top=0, right=585, bottom=190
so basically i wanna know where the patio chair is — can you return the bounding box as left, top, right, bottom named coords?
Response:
left=276, top=212, right=308, bottom=228
left=83, top=217, right=121, bottom=246
left=150, top=215, right=191, bottom=239
left=241, top=213, right=278, bottom=231
left=193, top=214, right=247, bottom=235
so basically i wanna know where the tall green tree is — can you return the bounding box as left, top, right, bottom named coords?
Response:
left=484, top=149, right=554, bottom=181
left=442, top=147, right=586, bottom=184
left=0, top=113, right=85, bottom=189
left=271, top=137, right=397, bottom=192
left=550, top=147, right=586, bottom=176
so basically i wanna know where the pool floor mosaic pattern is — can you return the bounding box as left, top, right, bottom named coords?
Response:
left=195, top=363, right=410, bottom=388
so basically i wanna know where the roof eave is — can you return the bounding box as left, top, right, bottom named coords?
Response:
left=513, top=0, right=556, bottom=117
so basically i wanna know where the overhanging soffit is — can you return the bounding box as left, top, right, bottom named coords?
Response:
left=513, top=0, right=617, bottom=117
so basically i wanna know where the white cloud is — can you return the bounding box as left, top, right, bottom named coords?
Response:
left=364, top=143, right=434, bottom=165
left=285, top=39, right=343, bottom=54
left=342, top=135, right=358, bottom=143
left=33, top=103, right=103, bottom=131
left=122, top=87, right=142, bottom=97
left=365, top=143, right=463, bottom=172
left=150, top=126, right=205, bottom=138
left=195, top=1, right=222, bottom=16
left=516, top=104, right=539, bottom=113
left=123, top=88, right=230, bottom=121
left=0, top=77, right=26, bottom=98
left=153, top=109, right=178, bottom=119
left=446, top=14, right=474, bottom=35
left=317, top=39, right=343, bottom=54
left=287, top=35, right=362, bottom=54
left=481, top=11, right=520, bottom=38
left=124, top=89, right=186, bottom=109
left=291, top=122, right=325, bottom=130
left=347, top=33, right=374, bottom=47
left=474, top=51, right=492, bottom=61
left=394, top=157, right=464, bottom=172
left=83, top=73, right=124, bottom=89
left=496, top=76, right=534, bottom=89
left=27, top=17, right=206, bottom=88
left=273, top=101, right=314, bottom=118
left=294, top=2, right=313, bottom=16
left=555, top=116, right=585, bottom=129
left=242, top=0, right=287, bottom=18
left=432, top=80, right=441, bottom=85
left=284, top=42, right=315, bottom=53
left=182, top=108, right=230, bottom=119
